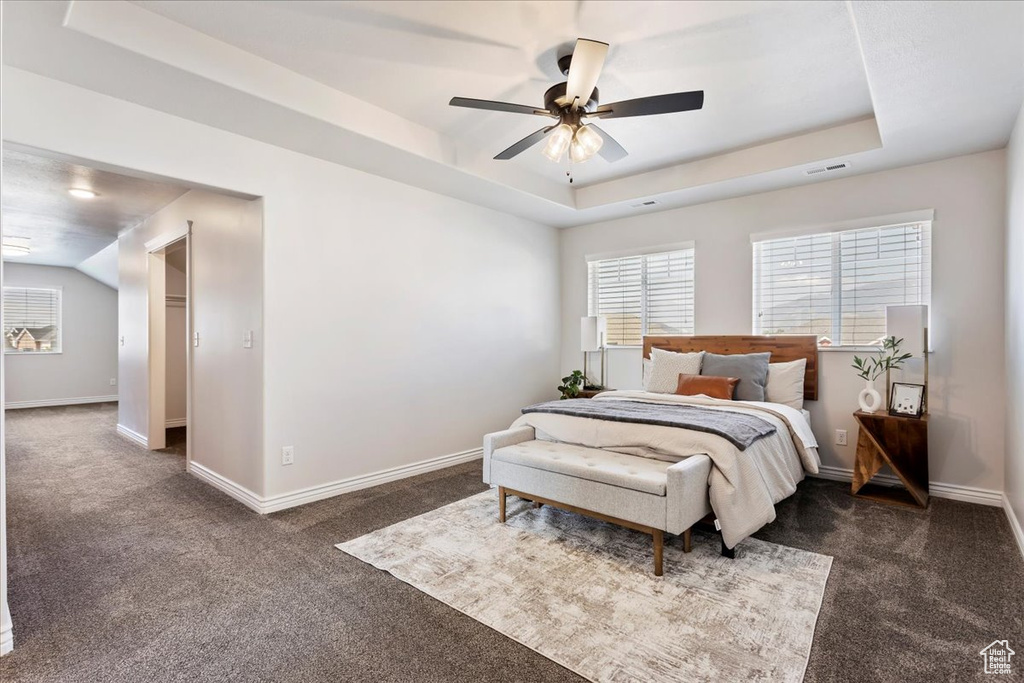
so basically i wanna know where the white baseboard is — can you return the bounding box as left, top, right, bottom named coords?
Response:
left=1004, top=494, right=1024, bottom=562
left=0, top=620, right=13, bottom=656
left=165, top=418, right=187, bottom=428
left=116, top=423, right=148, bottom=448
left=186, top=447, right=483, bottom=515
left=813, top=465, right=1003, bottom=507
left=259, top=447, right=484, bottom=514
left=5, top=395, right=118, bottom=410
left=188, top=461, right=264, bottom=513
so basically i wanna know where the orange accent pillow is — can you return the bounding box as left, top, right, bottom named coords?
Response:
left=675, top=374, right=740, bottom=400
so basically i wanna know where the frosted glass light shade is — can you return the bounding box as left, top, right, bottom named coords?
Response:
left=581, top=316, right=607, bottom=352
left=575, top=125, right=604, bottom=156
left=886, top=305, right=928, bottom=357
left=542, top=124, right=574, bottom=162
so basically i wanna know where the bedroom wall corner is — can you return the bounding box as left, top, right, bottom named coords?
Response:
left=1004, top=101, right=1024, bottom=560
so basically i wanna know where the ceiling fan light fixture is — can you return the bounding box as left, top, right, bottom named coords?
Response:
left=575, top=124, right=604, bottom=156
left=542, top=123, right=574, bottom=162
left=569, top=136, right=590, bottom=164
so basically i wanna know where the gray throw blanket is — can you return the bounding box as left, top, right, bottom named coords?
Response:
left=521, top=399, right=776, bottom=450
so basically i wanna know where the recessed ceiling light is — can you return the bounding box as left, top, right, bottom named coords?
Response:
left=2, top=237, right=31, bottom=257
left=68, top=188, right=98, bottom=199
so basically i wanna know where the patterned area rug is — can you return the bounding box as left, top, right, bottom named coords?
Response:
left=337, top=491, right=832, bottom=683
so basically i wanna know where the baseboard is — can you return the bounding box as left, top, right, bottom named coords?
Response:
left=116, top=423, right=148, bottom=448
left=1004, top=494, right=1024, bottom=562
left=187, top=462, right=264, bottom=513
left=186, top=447, right=483, bottom=515
left=0, top=619, right=13, bottom=656
left=812, top=465, right=1003, bottom=507
left=259, top=447, right=484, bottom=514
left=5, top=395, right=118, bottom=410
left=165, top=418, right=187, bottom=428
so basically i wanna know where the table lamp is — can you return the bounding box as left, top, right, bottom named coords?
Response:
left=580, top=316, right=607, bottom=389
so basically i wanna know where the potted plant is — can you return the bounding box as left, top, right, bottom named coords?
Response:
left=557, top=370, right=586, bottom=400
left=852, top=336, right=913, bottom=413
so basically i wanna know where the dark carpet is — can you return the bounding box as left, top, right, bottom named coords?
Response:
left=1, top=404, right=1021, bottom=682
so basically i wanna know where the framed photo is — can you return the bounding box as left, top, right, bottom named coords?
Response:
left=889, top=382, right=925, bottom=418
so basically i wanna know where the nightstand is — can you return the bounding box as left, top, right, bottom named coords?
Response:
left=851, top=410, right=929, bottom=508
left=577, top=388, right=613, bottom=399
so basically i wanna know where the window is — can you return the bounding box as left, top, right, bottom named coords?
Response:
left=588, top=246, right=695, bottom=346
left=753, top=221, right=930, bottom=346
left=3, top=287, right=62, bottom=354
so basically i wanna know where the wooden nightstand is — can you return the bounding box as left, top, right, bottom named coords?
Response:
left=577, top=388, right=613, bottom=399
left=851, top=410, right=929, bottom=508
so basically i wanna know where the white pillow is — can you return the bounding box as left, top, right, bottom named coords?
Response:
left=644, top=348, right=705, bottom=393
left=765, top=358, right=807, bottom=410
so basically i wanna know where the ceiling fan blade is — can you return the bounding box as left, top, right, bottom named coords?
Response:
left=587, top=124, right=628, bottom=162
left=565, top=38, right=609, bottom=108
left=494, top=126, right=556, bottom=160
left=449, top=97, right=551, bottom=116
left=590, top=91, right=704, bottom=119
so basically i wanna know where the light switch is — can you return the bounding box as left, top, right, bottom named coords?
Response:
left=243, top=330, right=253, bottom=349
left=193, top=332, right=200, bottom=347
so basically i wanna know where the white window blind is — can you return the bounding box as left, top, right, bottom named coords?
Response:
left=753, top=222, right=930, bottom=346
left=3, top=287, right=62, bottom=353
left=588, top=247, right=694, bottom=346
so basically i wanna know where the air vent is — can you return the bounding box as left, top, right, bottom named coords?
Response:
left=804, top=162, right=850, bottom=176
left=630, top=200, right=659, bottom=208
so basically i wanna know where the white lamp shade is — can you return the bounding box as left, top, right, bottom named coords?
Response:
left=886, top=305, right=928, bottom=357
left=580, top=316, right=606, bottom=352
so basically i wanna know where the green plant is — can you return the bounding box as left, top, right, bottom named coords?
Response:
left=557, top=370, right=586, bottom=399
left=852, top=336, right=913, bottom=381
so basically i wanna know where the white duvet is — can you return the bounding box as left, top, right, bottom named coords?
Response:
left=511, top=390, right=820, bottom=548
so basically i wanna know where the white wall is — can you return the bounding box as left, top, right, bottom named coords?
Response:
left=119, top=190, right=263, bottom=492
left=4, top=70, right=561, bottom=502
left=1006, top=103, right=1024, bottom=541
left=561, top=151, right=1007, bottom=493
left=3, top=263, right=117, bottom=406
left=165, top=258, right=186, bottom=425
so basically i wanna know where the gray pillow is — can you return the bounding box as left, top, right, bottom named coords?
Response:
left=700, top=352, right=771, bottom=401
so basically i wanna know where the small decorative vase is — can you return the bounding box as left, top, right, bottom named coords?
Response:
left=858, top=379, right=883, bottom=413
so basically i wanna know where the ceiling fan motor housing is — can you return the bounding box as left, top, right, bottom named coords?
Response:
left=544, top=82, right=600, bottom=114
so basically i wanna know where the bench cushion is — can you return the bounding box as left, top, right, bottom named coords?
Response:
left=491, top=440, right=671, bottom=496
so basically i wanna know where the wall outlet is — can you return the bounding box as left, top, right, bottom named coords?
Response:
left=835, top=429, right=848, bottom=446
left=109, top=378, right=117, bottom=386
left=282, top=446, right=294, bottom=465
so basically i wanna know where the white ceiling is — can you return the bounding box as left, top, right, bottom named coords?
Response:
left=2, top=1, right=1022, bottom=227
left=1, top=147, right=189, bottom=267
left=130, top=0, right=875, bottom=187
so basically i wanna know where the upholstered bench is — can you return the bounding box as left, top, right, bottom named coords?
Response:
left=483, top=426, right=713, bottom=576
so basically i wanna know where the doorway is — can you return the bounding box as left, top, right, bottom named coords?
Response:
left=145, top=223, right=191, bottom=465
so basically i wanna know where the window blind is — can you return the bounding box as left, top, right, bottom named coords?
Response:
left=753, top=222, right=930, bottom=346
left=3, top=287, right=62, bottom=353
left=588, top=248, right=694, bottom=346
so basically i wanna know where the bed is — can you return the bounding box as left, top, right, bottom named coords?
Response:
left=483, top=335, right=820, bottom=575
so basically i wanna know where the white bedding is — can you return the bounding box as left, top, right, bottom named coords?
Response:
left=511, top=390, right=820, bottom=548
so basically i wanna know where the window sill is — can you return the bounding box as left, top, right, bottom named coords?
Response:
left=4, top=351, right=63, bottom=356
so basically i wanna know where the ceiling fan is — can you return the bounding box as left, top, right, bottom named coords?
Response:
left=449, top=38, right=704, bottom=166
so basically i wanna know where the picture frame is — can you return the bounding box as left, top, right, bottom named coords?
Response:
left=889, top=382, right=925, bottom=418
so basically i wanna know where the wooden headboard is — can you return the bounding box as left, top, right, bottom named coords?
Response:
left=642, top=335, right=819, bottom=401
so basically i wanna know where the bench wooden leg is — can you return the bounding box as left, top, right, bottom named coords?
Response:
left=683, top=528, right=692, bottom=553
left=498, top=486, right=506, bottom=523
left=653, top=529, right=664, bottom=577
left=533, top=501, right=543, bottom=509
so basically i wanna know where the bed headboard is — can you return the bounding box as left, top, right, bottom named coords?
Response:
left=642, top=335, right=819, bottom=401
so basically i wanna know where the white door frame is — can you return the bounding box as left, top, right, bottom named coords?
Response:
left=144, top=221, right=192, bottom=465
